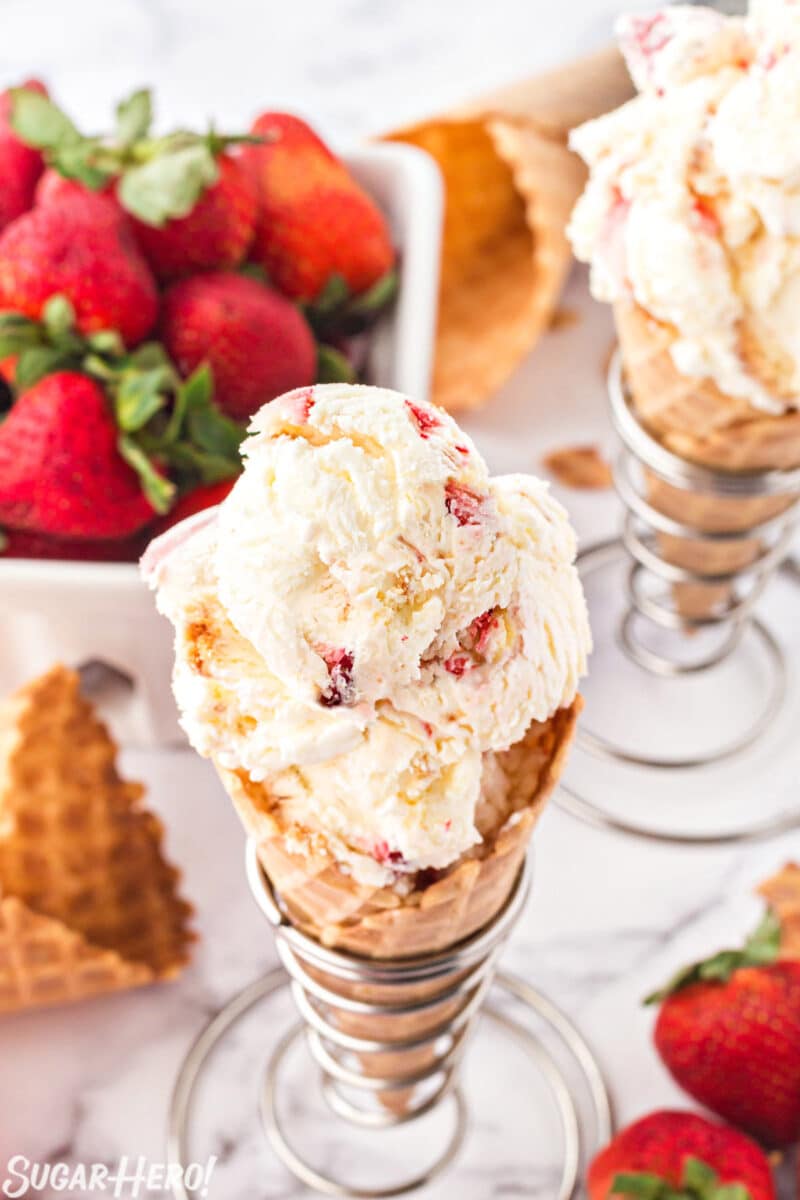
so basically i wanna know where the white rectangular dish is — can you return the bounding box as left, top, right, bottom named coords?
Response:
left=0, top=143, right=444, bottom=745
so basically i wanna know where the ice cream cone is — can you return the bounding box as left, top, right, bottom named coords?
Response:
left=384, top=47, right=633, bottom=412
left=614, top=303, right=800, bottom=618
left=0, top=665, right=194, bottom=1013
left=219, top=700, right=579, bottom=1112
left=386, top=116, right=586, bottom=412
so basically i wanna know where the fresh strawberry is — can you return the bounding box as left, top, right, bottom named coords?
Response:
left=242, top=111, right=395, bottom=303
left=10, top=87, right=258, bottom=280
left=0, top=297, right=243, bottom=513
left=161, top=271, right=316, bottom=420
left=647, top=911, right=800, bottom=1147
left=0, top=195, right=157, bottom=346
left=0, top=372, right=157, bottom=539
left=1, top=527, right=150, bottom=562
left=35, top=168, right=123, bottom=222
left=0, top=80, right=47, bottom=232
left=147, top=479, right=235, bottom=538
left=588, top=1110, right=775, bottom=1200
left=131, top=153, right=257, bottom=281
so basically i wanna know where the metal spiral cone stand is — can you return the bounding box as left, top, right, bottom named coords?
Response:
left=167, top=841, right=612, bottom=1198
left=559, top=352, right=800, bottom=844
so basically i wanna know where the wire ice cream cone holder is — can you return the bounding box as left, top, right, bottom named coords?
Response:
left=167, top=841, right=611, bottom=1199
left=559, top=351, right=800, bottom=845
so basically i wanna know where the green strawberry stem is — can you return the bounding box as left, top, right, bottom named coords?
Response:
left=0, top=297, right=244, bottom=511
left=610, top=1158, right=751, bottom=1200
left=117, top=435, right=174, bottom=514
left=316, top=343, right=356, bottom=384
left=9, top=86, right=263, bottom=226
left=305, top=268, right=398, bottom=337
left=645, top=911, right=781, bottom=1004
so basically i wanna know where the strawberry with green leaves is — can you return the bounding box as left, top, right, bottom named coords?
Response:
left=588, top=1111, right=775, bottom=1200
left=160, top=271, right=318, bottom=421
left=647, top=910, right=800, bottom=1147
left=9, top=86, right=258, bottom=281
left=0, top=79, right=48, bottom=232
left=242, top=112, right=396, bottom=307
left=0, top=296, right=244, bottom=540
left=0, top=188, right=158, bottom=347
left=0, top=372, right=158, bottom=540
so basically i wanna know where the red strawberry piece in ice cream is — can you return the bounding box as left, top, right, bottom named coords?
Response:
left=444, top=481, right=485, bottom=527
left=405, top=398, right=441, bottom=439
left=284, top=387, right=316, bottom=424
left=691, top=198, right=721, bottom=238
left=371, top=841, right=406, bottom=867
left=318, top=647, right=356, bottom=707
left=443, top=653, right=472, bottom=677
left=625, top=13, right=674, bottom=71
left=467, top=609, right=499, bottom=655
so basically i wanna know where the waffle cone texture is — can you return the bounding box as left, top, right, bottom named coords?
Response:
left=0, top=665, right=194, bottom=1014
left=383, top=46, right=634, bottom=412
left=219, top=699, right=580, bottom=959
left=614, top=303, right=800, bottom=617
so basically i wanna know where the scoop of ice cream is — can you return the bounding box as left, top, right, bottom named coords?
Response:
left=269, top=712, right=484, bottom=886
left=143, top=384, right=589, bottom=882
left=568, top=0, right=800, bottom=413
left=392, top=473, right=590, bottom=751
left=617, top=7, right=752, bottom=93
left=214, top=384, right=514, bottom=716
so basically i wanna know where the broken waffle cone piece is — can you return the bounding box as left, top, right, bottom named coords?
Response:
left=614, top=302, right=800, bottom=620
left=758, top=863, right=800, bottom=961
left=384, top=48, right=633, bottom=412
left=0, top=897, right=152, bottom=1012
left=0, top=665, right=194, bottom=1014
left=219, top=700, right=580, bottom=1113
left=543, top=444, right=613, bottom=490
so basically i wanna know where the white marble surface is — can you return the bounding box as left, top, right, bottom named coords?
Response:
left=0, top=2, right=799, bottom=1197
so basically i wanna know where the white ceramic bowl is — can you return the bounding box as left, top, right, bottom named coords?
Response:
left=0, top=143, right=444, bottom=745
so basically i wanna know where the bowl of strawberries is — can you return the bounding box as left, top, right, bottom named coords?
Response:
left=0, top=83, right=443, bottom=743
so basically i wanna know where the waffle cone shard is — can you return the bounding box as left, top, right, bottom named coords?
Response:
left=0, top=665, right=194, bottom=1014
left=614, top=303, right=800, bottom=618
left=0, top=896, right=153, bottom=1013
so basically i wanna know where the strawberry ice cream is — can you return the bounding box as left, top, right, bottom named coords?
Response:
left=143, top=384, right=589, bottom=884
left=568, top=0, right=800, bottom=414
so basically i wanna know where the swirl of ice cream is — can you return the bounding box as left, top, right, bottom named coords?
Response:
left=568, top=0, right=800, bottom=413
left=143, top=384, right=589, bottom=883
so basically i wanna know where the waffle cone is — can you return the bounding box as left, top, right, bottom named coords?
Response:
left=220, top=701, right=579, bottom=1113
left=384, top=47, right=634, bottom=412
left=615, top=303, right=800, bottom=617
left=0, top=666, right=194, bottom=1014
left=386, top=116, right=585, bottom=412
left=221, top=700, right=579, bottom=958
